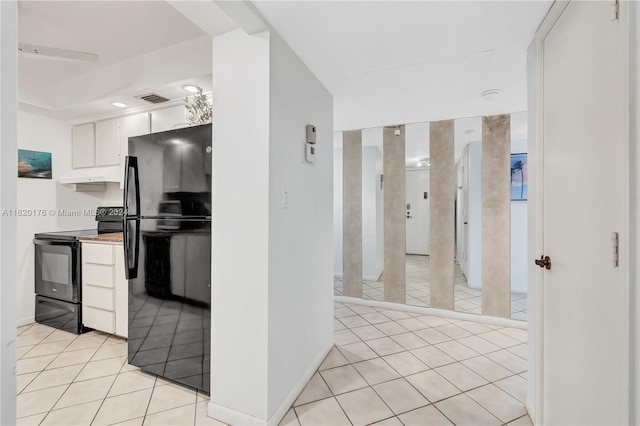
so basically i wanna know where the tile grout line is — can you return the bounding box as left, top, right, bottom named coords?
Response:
left=139, top=375, right=159, bottom=424
left=307, top=306, right=528, bottom=425
left=17, top=332, right=79, bottom=400
left=19, top=303, right=528, bottom=426
left=40, top=334, right=113, bottom=424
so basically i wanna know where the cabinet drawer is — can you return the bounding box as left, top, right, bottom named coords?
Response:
left=83, top=306, right=114, bottom=333
left=83, top=244, right=115, bottom=265
left=83, top=285, right=114, bottom=311
left=83, top=264, right=114, bottom=288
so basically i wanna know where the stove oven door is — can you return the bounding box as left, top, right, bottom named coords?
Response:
left=34, top=239, right=80, bottom=303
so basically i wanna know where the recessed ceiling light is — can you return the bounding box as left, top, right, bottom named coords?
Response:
left=111, top=102, right=126, bottom=108
left=183, top=85, right=201, bottom=94
left=481, top=89, right=501, bottom=102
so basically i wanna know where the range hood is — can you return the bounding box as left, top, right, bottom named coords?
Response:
left=59, top=166, right=121, bottom=186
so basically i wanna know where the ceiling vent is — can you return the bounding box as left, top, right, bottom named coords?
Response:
left=135, top=93, right=170, bottom=104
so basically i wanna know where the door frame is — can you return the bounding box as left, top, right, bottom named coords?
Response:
left=529, top=0, right=633, bottom=423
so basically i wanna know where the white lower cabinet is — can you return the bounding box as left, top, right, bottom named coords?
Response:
left=82, top=242, right=128, bottom=338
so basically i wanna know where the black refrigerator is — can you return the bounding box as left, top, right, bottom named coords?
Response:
left=123, top=123, right=212, bottom=393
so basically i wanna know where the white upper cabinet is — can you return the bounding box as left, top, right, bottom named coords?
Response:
left=73, top=113, right=150, bottom=187
left=72, top=123, right=96, bottom=168
left=119, top=113, right=150, bottom=158
left=118, top=113, right=150, bottom=188
left=150, top=105, right=186, bottom=133
left=95, top=119, right=120, bottom=166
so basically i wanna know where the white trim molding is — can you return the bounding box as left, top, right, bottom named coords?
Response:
left=207, top=339, right=334, bottom=426
left=335, top=296, right=527, bottom=330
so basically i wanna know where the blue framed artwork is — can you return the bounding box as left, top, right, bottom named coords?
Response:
left=510, top=153, right=527, bottom=201
left=18, top=149, right=52, bottom=179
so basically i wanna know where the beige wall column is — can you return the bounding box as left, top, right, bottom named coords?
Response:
left=482, top=114, right=511, bottom=317
left=430, top=120, right=455, bottom=310
left=383, top=126, right=406, bottom=303
left=343, top=130, right=362, bottom=298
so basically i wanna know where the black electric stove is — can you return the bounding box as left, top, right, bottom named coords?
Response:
left=33, top=207, right=124, bottom=334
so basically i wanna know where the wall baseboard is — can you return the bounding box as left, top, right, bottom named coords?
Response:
left=467, top=281, right=528, bottom=296
left=265, top=338, right=334, bottom=426
left=363, top=274, right=381, bottom=282
left=467, top=281, right=482, bottom=290
left=208, top=338, right=335, bottom=426
left=526, top=398, right=535, bottom=424
left=207, top=403, right=265, bottom=426
left=17, top=317, right=35, bottom=327
left=334, top=296, right=527, bottom=329
left=334, top=273, right=382, bottom=282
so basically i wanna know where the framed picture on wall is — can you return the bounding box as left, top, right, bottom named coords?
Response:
left=18, top=149, right=52, bottom=179
left=511, top=153, right=527, bottom=201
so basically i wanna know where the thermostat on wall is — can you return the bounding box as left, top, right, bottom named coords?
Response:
left=304, top=124, right=316, bottom=164
left=305, top=143, right=316, bottom=163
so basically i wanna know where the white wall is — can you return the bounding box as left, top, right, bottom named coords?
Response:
left=362, top=127, right=384, bottom=280
left=362, top=146, right=383, bottom=280
left=211, top=28, right=333, bottom=425
left=17, top=112, right=64, bottom=326
left=334, top=143, right=383, bottom=280
left=510, top=139, right=528, bottom=294
left=211, top=28, right=271, bottom=421
left=467, top=141, right=483, bottom=288
left=633, top=1, right=639, bottom=423
left=267, top=29, right=333, bottom=419
left=16, top=111, right=124, bottom=326
left=333, top=147, right=343, bottom=275
left=0, top=2, right=18, bottom=422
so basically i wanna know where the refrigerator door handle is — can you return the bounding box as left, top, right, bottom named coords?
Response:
left=123, top=219, right=140, bottom=279
left=123, top=156, right=140, bottom=217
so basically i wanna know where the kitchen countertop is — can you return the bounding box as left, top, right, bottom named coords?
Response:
left=80, top=232, right=123, bottom=243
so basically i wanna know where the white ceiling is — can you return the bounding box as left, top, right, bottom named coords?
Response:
left=253, top=1, right=552, bottom=131
left=17, top=1, right=236, bottom=121
left=17, top=0, right=550, bottom=135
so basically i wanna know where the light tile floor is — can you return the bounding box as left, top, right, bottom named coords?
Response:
left=16, top=301, right=530, bottom=426
left=335, top=255, right=528, bottom=321
left=282, top=302, right=531, bottom=426
left=15, top=324, right=220, bottom=426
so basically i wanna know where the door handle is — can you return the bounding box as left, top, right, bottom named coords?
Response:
left=123, top=219, right=140, bottom=279
left=534, top=255, right=552, bottom=270
left=123, top=156, right=140, bottom=217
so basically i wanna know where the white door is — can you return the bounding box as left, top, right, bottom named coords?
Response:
left=406, top=169, right=430, bottom=255
left=540, top=1, right=628, bottom=424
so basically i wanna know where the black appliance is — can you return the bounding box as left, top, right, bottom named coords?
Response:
left=124, top=123, right=212, bottom=393
left=33, top=207, right=124, bottom=334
